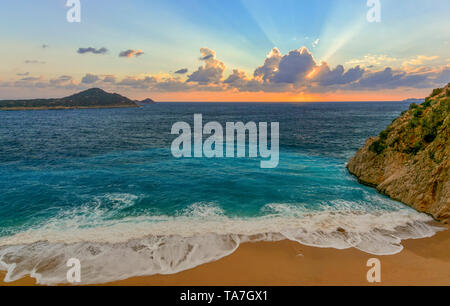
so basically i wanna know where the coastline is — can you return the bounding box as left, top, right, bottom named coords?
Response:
left=2, top=225, right=448, bottom=286
left=0, top=105, right=141, bottom=111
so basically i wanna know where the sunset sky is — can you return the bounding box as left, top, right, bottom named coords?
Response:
left=0, top=0, right=449, bottom=101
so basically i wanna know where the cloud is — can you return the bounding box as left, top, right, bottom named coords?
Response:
left=349, top=67, right=430, bottom=90
left=403, top=55, right=439, bottom=66
left=312, top=38, right=320, bottom=48
left=198, top=48, right=215, bottom=61
left=102, top=75, right=117, bottom=83
left=346, top=54, right=398, bottom=68
left=224, top=69, right=277, bottom=92
left=24, top=60, right=45, bottom=64
left=272, top=47, right=316, bottom=84
left=116, top=76, right=157, bottom=88
left=17, top=72, right=29, bottom=76
left=12, top=76, right=44, bottom=88
left=49, top=75, right=73, bottom=86
left=42, top=44, right=49, bottom=49
left=119, top=49, right=144, bottom=58
left=20, top=76, right=42, bottom=82
left=224, top=69, right=249, bottom=86
left=81, top=74, right=100, bottom=84
left=428, top=66, right=450, bottom=86
left=187, top=48, right=225, bottom=84
left=254, top=48, right=282, bottom=81
left=6, top=46, right=448, bottom=96
left=152, top=77, right=191, bottom=92
left=77, top=47, right=108, bottom=55
left=175, top=68, right=188, bottom=74
left=312, top=64, right=365, bottom=86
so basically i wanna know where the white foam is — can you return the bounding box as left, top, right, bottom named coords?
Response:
left=0, top=201, right=444, bottom=285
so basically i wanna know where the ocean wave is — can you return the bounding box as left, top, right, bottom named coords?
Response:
left=0, top=201, right=444, bottom=285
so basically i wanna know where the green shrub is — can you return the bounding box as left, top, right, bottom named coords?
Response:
left=424, top=132, right=437, bottom=143
left=422, top=98, right=432, bottom=108
left=431, top=88, right=443, bottom=97
left=390, top=137, right=400, bottom=148
left=409, top=117, right=420, bottom=128
left=379, top=130, right=389, bottom=141
left=413, top=109, right=423, bottom=118
left=369, top=140, right=387, bottom=154
left=429, top=150, right=435, bottom=162
left=406, top=142, right=422, bottom=155
left=409, top=103, right=418, bottom=110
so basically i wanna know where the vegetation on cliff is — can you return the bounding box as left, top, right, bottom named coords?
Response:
left=369, top=84, right=449, bottom=156
left=348, top=83, right=450, bottom=223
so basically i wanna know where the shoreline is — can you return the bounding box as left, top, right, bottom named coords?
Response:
left=1, top=225, right=449, bottom=286
left=0, top=105, right=140, bottom=111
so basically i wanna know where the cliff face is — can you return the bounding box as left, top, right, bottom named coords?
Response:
left=347, top=84, right=450, bottom=223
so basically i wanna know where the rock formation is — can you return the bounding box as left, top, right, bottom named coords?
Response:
left=347, top=84, right=450, bottom=223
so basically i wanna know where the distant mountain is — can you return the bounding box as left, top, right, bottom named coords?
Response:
left=0, top=88, right=140, bottom=110
left=137, top=98, right=156, bottom=104
left=402, top=98, right=425, bottom=103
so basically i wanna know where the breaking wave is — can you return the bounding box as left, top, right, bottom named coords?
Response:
left=0, top=194, right=443, bottom=285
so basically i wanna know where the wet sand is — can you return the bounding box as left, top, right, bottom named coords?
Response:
left=1, top=226, right=449, bottom=286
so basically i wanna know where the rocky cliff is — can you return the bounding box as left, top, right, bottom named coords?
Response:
left=347, top=84, right=450, bottom=223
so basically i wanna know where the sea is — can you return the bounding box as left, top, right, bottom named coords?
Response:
left=0, top=102, right=442, bottom=284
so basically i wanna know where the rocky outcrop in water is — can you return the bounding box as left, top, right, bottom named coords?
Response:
left=347, top=84, right=450, bottom=223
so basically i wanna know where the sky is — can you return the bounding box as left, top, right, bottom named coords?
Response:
left=0, top=0, right=449, bottom=101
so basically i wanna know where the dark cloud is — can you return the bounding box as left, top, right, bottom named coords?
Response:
left=314, top=64, right=365, bottom=86
left=119, top=49, right=144, bottom=58
left=42, top=44, right=49, bottom=49
left=81, top=74, right=100, bottom=84
left=224, top=70, right=261, bottom=92
left=200, top=54, right=214, bottom=61
left=20, top=76, right=41, bottom=82
left=351, top=67, right=429, bottom=90
left=50, top=75, right=73, bottom=86
left=102, top=75, right=117, bottom=83
left=153, top=78, right=191, bottom=92
left=24, top=60, right=45, bottom=64
left=272, top=47, right=315, bottom=84
left=224, top=69, right=248, bottom=86
left=254, top=48, right=282, bottom=81
left=116, top=76, right=157, bottom=89
left=175, top=68, right=188, bottom=74
left=77, top=47, right=108, bottom=55
left=432, top=67, right=450, bottom=85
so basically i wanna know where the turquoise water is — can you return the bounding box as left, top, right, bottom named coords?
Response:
left=0, top=102, right=440, bottom=284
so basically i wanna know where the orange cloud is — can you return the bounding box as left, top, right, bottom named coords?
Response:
left=119, top=49, right=144, bottom=58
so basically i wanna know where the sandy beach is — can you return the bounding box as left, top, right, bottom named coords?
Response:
left=1, top=225, right=449, bottom=286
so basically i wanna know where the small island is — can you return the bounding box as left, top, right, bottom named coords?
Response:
left=137, top=98, right=156, bottom=104
left=348, top=83, right=450, bottom=223
left=0, top=88, right=144, bottom=110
